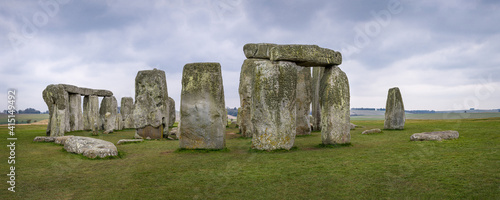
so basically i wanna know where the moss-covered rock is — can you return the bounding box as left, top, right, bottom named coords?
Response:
left=120, top=97, right=135, bottom=129
left=168, top=97, right=176, bottom=127
left=179, top=63, right=226, bottom=149
left=243, top=43, right=278, bottom=59
left=99, top=96, right=118, bottom=133
left=42, top=84, right=69, bottom=136
left=320, top=66, right=350, bottom=144
left=251, top=60, right=297, bottom=151
left=296, top=66, right=312, bottom=135
left=83, top=95, right=99, bottom=130
left=133, top=69, right=169, bottom=139
left=270, top=44, right=342, bottom=66
left=69, top=93, right=83, bottom=131
left=239, top=59, right=267, bottom=137
left=384, top=87, right=405, bottom=130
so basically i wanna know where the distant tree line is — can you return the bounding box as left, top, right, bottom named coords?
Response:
left=406, top=110, right=436, bottom=114
left=227, top=107, right=238, bottom=117
left=2, top=108, right=45, bottom=114
left=351, top=108, right=385, bottom=111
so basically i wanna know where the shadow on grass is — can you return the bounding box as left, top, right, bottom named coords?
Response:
left=175, top=148, right=230, bottom=153
left=316, top=143, right=352, bottom=148
left=248, top=146, right=299, bottom=153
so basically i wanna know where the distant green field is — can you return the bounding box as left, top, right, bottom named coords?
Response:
left=352, top=112, right=500, bottom=121
left=0, top=118, right=498, bottom=199
left=0, top=114, right=49, bottom=125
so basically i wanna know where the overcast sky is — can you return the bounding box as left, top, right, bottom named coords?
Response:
left=1, top=0, right=499, bottom=112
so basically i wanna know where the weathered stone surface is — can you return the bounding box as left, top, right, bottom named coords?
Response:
left=251, top=60, right=297, bottom=150
left=83, top=95, right=99, bottom=130
left=320, top=66, right=350, bottom=144
left=239, top=59, right=262, bottom=137
left=60, top=84, right=113, bottom=96
left=63, top=136, right=118, bottom=158
left=296, top=66, right=312, bottom=135
left=92, top=123, right=98, bottom=136
left=120, top=97, right=135, bottom=129
left=236, top=107, right=242, bottom=128
left=117, top=139, right=143, bottom=145
left=115, top=114, right=123, bottom=131
left=68, top=93, right=83, bottom=131
left=362, top=129, right=382, bottom=135
left=243, top=43, right=278, bottom=59
left=168, top=97, right=176, bottom=127
left=166, top=127, right=178, bottom=140
left=43, top=84, right=69, bottom=136
left=33, top=136, right=56, bottom=142
left=384, top=87, right=405, bottom=130
left=133, top=69, right=169, bottom=139
left=410, top=131, right=459, bottom=141
left=54, top=136, right=74, bottom=145
left=350, top=123, right=357, bottom=130
left=100, top=96, right=118, bottom=133
left=311, top=67, right=324, bottom=131
left=179, top=63, right=226, bottom=149
left=270, top=45, right=342, bottom=66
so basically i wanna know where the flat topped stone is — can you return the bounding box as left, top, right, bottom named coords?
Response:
left=410, top=131, right=459, bottom=141
left=63, top=136, right=118, bottom=158
left=60, top=84, right=113, bottom=96
left=243, top=43, right=342, bottom=66
left=362, top=129, right=382, bottom=135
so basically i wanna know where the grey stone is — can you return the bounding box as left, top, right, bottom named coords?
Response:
left=296, top=66, right=312, bottom=135
left=117, top=139, right=143, bottom=145
left=92, top=123, right=98, bottom=136
left=350, top=123, right=357, bottom=130
left=42, top=84, right=69, bottom=136
left=63, top=136, right=118, bottom=159
left=68, top=93, right=83, bottom=131
left=100, top=96, right=118, bottom=133
left=179, top=63, right=226, bottom=149
left=243, top=43, right=278, bottom=59
left=362, top=129, right=382, bottom=135
left=384, top=87, right=405, bottom=130
left=120, top=97, right=135, bottom=129
left=168, top=97, right=176, bottom=127
left=54, top=136, right=74, bottom=145
left=239, top=59, right=264, bottom=137
left=251, top=60, right=297, bottom=150
left=133, top=69, right=169, bottom=139
left=166, top=127, right=178, bottom=140
left=270, top=44, right=342, bottom=66
left=83, top=95, right=99, bottom=130
left=60, top=84, right=113, bottom=96
left=410, top=131, right=459, bottom=141
left=115, top=114, right=123, bottom=131
left=33, top=136, right=56, bottom=142
left=320, top=66, right=350, bottom=144
left=311, top=67, right=324, bottom=131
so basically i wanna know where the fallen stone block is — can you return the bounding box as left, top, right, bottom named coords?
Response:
left=117, top=139, right=143, bottom=145
left=64, top=136, right=118, bottom=159
left=362, top=129, right=382, bottom=135
left=410, top=131, right=459, bottom=141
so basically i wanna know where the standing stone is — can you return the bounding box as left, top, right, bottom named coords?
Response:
left=68, top=94, right=83, bottom=131
left=296, top=66, right=312, bottom=135
left=320, top=66, right=350, bottom=144
left=251, top=60, right=297, bottom=150
left=179, top=63, right=226, bottom=149
left=238, top=59, right=261, bottom=137
left=115, top=114, right=123, bottom=130
left=168, top=97, right=176, bottom=127
left=121, top=97, right=134, bottom=129
left=42, top=84, right=69, bottom=136
left=311, top=67, right=324, bottom=131
left=384, top=87, right=405, bottom=130
left=133, top=69, right=170, bottom=139
left=237, top=107, right=242, bottom=131
left=83, top=96, right=99, bottom=130
left=92, top=123, right=98, bottom=136
left=99, top=96, right=118, bottom=133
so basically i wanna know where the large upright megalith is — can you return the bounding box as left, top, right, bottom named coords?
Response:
left=83, top=95, right=99, bottom=130
left=384, top=87, right=405, bottom=130
left=238, top=59, right=261, bottom=138
left=251, top=60, right=297, bottom=150
left=133, top=69, right=169, bottom=139
left=179, top=63, right=226, bottom=149
left=168, top=97, right=176, bottom=127
left=68, top=93, right=83, bottom=131
left=320, top=66, right=350, bottom=144
left=43, top=84, right=69, bottom=136
left=121, top=97, right=134, bottom=129
left=311, top=67, right=324, bottom=131
left=100, top=96, right=118, bottom=133
left=296, top=66, right=312, bottom=135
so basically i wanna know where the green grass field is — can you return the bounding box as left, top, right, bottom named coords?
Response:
left=0, top=114, right=49, bottom=125
left=1, top=118, right=499, bottom=199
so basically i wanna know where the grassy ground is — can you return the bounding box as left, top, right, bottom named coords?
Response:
left=351, top=112, right=500, bottom=121
left=0, top=118, right=499, bottom=199
left=0, top=114, right=49, bottom=125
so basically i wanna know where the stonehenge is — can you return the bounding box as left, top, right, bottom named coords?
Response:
left=133, top=69, right=170, bottom=139
left=179, top=63, right=226, bottom=149
left=43, top=84, right=113, bottom=136
left=100, top=96, right=118, bottom=133
left=168, top=97, right=176, bottom=127
left=240, top=43, right=348, bottom=150
left=121, top=97, right=135, bottom=129
left=384, top=87, right=405, bottom=130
